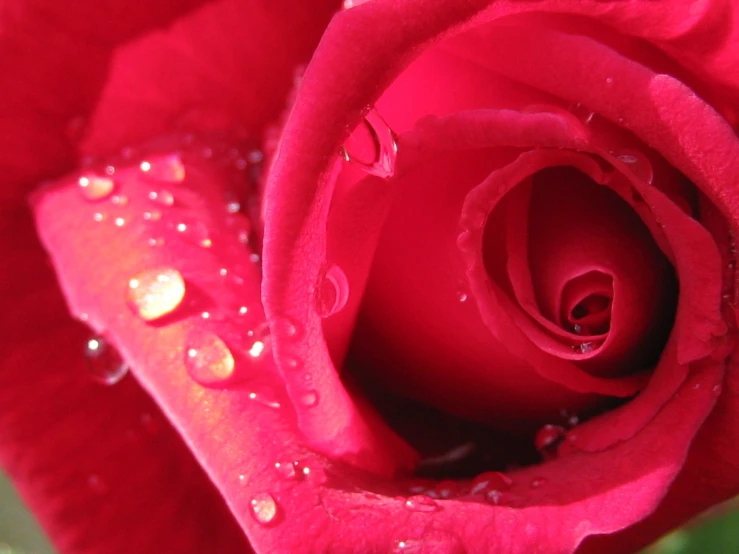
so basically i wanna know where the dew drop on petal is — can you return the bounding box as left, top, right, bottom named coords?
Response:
left=140, top=154, right=186, bottom=182
left=148, top=189, right=175, bottom=206
left=469, top=471, right=513, bottom=495
left=274, top=461, right=297, bottom=480
left=534, top=424, right=566, bottom=457
left=248, top=391, right=281, bottom=409
left=78, top=174, right=115, bottom=201
left=111, top=194, right=129, bottom=206
left=573, top=342, right=596, bottom=355
left=485, top=489, right=503, bottom=505
left=530, top=477, right=547, bottom=489
left=404, top=494, right=440, bottom=512
left=340, top=107, right=398, bottom=179
left=126, top=267, right=186, bottom=321
left=250, top=493, right=279, bottom=525
left=616, top=150, right=654, bottom=185
left=184, top=330, right=235, bottom=386
left=85, top=335, right=129, bottom=385
left=392, top=539, right=422, bottom=553
left=315, top=264, right=349, bottom=318
left=298, top=390, right=319, bottom=408
left=173, top=219, right=212, bottom=248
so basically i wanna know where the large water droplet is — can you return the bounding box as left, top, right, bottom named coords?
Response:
left=126, top=268, right=186, bottom=321
left=78, top=174, right=115, bottom=201
left=84, top=335, right=129, bottom=385
left=315, top=264, right=349, bottom=318
left=616, top=150, right=654, bottom=185
left=404, top=494, right=440, bottom=512
left=340, top=107, right=398, bottom=179
left=185, top=330, right=235, bottom=386
left=249, top=492, right=279, bottom=525
left=140, top=154, right=186, bottom=182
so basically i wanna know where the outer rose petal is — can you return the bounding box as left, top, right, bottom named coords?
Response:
left=29, top=160, right=732, bottom=553
left=0, top=0, right=340, bottom=552
left=263, top=0, right=739, bottom=550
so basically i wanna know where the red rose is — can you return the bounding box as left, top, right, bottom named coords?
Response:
left=3, top=1, right=739, bottom=554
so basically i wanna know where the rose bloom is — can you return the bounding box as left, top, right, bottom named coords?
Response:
left=2, top=0, right=739, bottom=553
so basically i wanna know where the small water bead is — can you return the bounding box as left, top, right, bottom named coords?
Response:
left=605, top=77, right=614, bottom=86
left=148, top=189, right=175, bottom=206
left=469, top=471, right=513, bottom=495
left=315, top=264, right=350, bottom=318
left=78, top=174, right=115, bottom=201
left=616, top=150, right=654, bottom=185
left=114, top=217, right=126, bottom=227
left=85, top=335, right=129, bottom=385
left=713, top=384, right=723, bottom=396
left=126, top=267, right=186, bottom=321
left=404, top=494, right=440, bottom=512
left=143, top=211, right=162, bottom=221
left=340, top=107, right=398, bottom=179
left=148, top=237, right=165, bottom=247
left=456, top=289, right=469, bottom=303
left=530, top=477, right=547, bottom=489
left=140, top=154, right=186, bottom=183
left=534, top=424, right=566, bottom=457
left=249, top=492, right=279, bottom=525
left=392, top=540, right=423, bottom=553
left=238, top=306, right=248, bottom=316
left=573, top=342, right=596, bottom=355
left=93, top=212, right=105, bottom=222
left=238, top=474, right=247, bottom=486
left=173, top=219, right=212, bottom=248
left=274, top=461, right=297, bottom=480
left=485, top=490, right=503, bottom=505
left=248, top=339, right=266, bottom=358
left=298, top=390, right=319, bottom=407
left=111, top=194, right=129, bottom=206
left=105, top=165, right=116, bottom=176
left=248, top=391, right=281, bottom=409
left=185, top=330, right=235, bottom=386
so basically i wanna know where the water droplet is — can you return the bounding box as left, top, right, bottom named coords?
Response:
left=274, top=461, right=297, bottom=480
left=469, top=471, right=513, bottom=495
left=530, top=477, right=547, bottom=489
left=249, top=493, right=279, bottom=525
left=456, top=287, right=469, bottom=303
left=143, top=211, right=162, bottom=221
left=148, top=189, right=175, bottom=206
left=93, top=212, right=105, bottom=222
left=273, top=316, right=302, bottom=340
left=248, top=340, right=266, bottom=358
left=140, top=154, right=185, bottom=182
left=456, top=230, right=475, bottom=253
left=248, top=391, right=281, bottom=409
left=485, top=489, right=503, bottom=505
left=572, top=323, right=582, bottom=334
left=148, top=237, right=165, bottom=247
left=434, top=480, right=460, bottom=499
left=315, top=264, right=349, bottom=318
left=226, top=200, right=241, bottom=213
left=78, top=174, right=115, bottom=201
left=712, top=384, right=723, bottom=396
left=534, top=424, right=566, bottom=458
left=298, top=390, right=319, bottom=407
left=126, top=267, right=186, bottom=321
left=392, top=540, right=422, bottom=553
left=340, top=107, right=398, bottom=178
left=238, top=306, right=248, bottom=316
left=569, top=102, right=595, bottom=125
left=111, top=194, right=129, bottom=206
left=605, top=77, right=614, bottom=86
left=105, top=165, right=116, bottom=176
left=616, top=150, right=654, bottom=184
left=85, top=335, right=129, bottom=385
left=173, top=219, right=212, bottom=248
left=185, top=330, right=235, bottom=386
left=573, top=342, right=596, bottom=355
left=238, top=474, right=247, bottom=486
left=404, top=494, right=440, bottom=512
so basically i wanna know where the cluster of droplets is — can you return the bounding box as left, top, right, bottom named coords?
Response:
left=76, top=129, right=271, bottom=395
